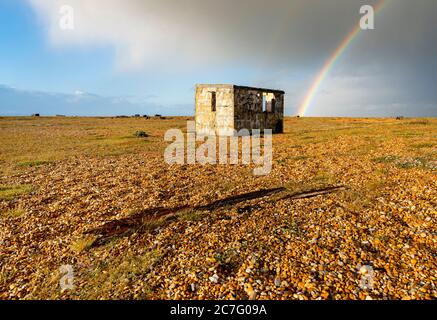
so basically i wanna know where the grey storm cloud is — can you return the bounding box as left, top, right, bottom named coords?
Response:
left=26, top=0, right=437, bottom=116
left=27, top=0, right=437, bottom=68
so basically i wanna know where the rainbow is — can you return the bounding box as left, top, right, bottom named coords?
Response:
left=298, top=0, right=388, bottom=116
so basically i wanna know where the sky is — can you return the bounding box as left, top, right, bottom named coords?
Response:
left=0, top=0, right=436, bottom=117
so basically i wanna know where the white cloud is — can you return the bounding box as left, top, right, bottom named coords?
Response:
left=27, top=0, right=387, bottom=71
left=28, top=0, right=259, bottom=71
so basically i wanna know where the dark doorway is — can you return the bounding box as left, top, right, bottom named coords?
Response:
left=275, top=120, right=283, bottom=133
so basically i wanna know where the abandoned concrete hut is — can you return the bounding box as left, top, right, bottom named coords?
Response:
left=195, top=84, right=285, bottom=136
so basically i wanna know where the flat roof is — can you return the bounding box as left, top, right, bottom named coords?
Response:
left=196, top=84, right=285, bottom=94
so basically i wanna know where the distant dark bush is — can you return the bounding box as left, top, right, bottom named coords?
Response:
left=134, top=131, right=149, bottom=138
left=32, top=113, right=40, bottom=117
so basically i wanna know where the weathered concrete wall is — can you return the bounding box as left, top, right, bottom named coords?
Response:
left=195, top=84, right=284, bottom=136
left=234, top=87, right=284, bottom=133
left=195, top=85, right=234, bottom=136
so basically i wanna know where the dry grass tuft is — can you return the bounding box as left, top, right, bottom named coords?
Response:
left=177, top=208, right=206, bottom=222
left=284, top=172, right=336, bottom=195
left=0, top=265, right=17, bottom=288
left=1, top=207, right=26, bottom=218
left=70, top=235, right=97, bottom=253
left=81, top=248, right=164, bottom=299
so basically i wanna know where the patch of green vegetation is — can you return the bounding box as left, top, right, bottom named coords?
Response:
left=92, top=136, right=135, bottom=143
left=373, top=155, right=435, bottom=171
left=289, top=155, right=310, bottom=161
left=214, top=248, right=240, bottom=270
left=70, top=235, right=97, bottom=253
left=375, top=235, right=390, bottom=243
left=81, top=248, right=164, bottom=299
left=93, top=135, right=107, bottom=140
left=17, top=160, right=52, bottom=168
left=0, top=184, right=33, bottom=200
left=395, top=157, right=435, bottom=170
left=365, top=179, right=386, bottom=192
left=375, top=167, right=390, bottom=175
left=394, top=131, right=424, bottom=137
left=281, top=220, right=303, bottom=237
left=275, top=158, right=286, bottom=165
left=336, top=189, right=373, bottom=213
left=98, top=150, right=128, bottom=157
left=0, top=265, right=17, bottom=287
left=140, top=217, right=173, bottom=232
left=396, top=162, right=415, bottom=169
left=372, top=155, right=399, bottom=164
left=407, top=119, right=430, bottom=125
left=177, top=208, right=206, bottom=222
left=1, top=207, right=26, bottom=218
left=284, top=171, right=335, bottom=194
left=411, top=142, right=435, bottom=149
left=219, top=181, right=237, bottom=193
left=29, top=246, right=165, bottom=299
left=300, top=136, right=315, bottom=140
left=313, top=171, right=334, bottom=183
